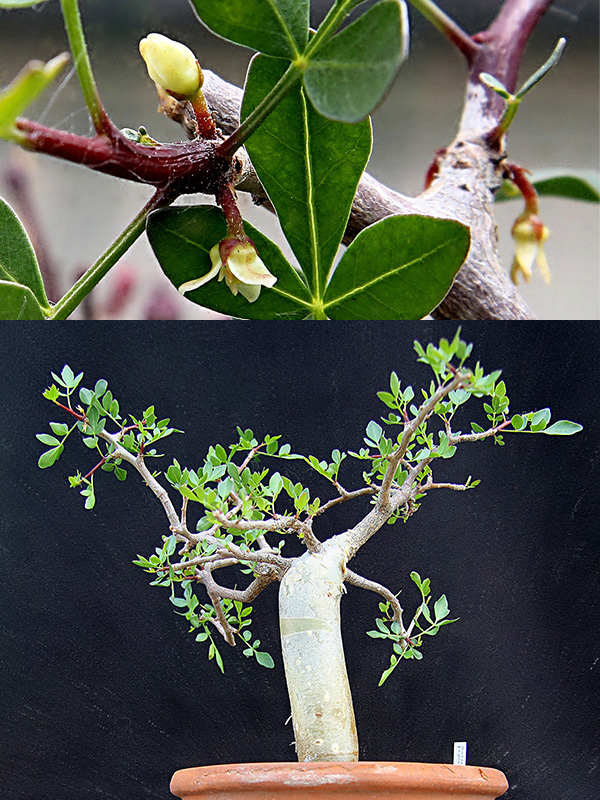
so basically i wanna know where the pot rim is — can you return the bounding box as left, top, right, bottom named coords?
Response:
left=171, top=761, right=509, bottom=796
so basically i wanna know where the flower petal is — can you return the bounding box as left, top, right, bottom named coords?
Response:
left=237, top=282, right=262, bottom=303
left=178, top=261, right=220, bottom=295
left=226, top=243, right=277, bottom=287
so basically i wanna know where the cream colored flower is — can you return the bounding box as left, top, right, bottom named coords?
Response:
left=139, top=33, right=202, bottom=98
left=179, top=239, right=277, bottom=303
left=510, top=216, right=551, bottom=285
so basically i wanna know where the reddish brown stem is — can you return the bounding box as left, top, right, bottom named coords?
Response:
left=504, top=162, right=540, bottom=214
left=82, top=457, right=106, bottom=481
left=16, top=118, right=234, bottom=197
left=463, top=0, right=556, bottom=141
left=217, top=183, right=246, bottom=240
left=55, top=401, right=84, bottom=420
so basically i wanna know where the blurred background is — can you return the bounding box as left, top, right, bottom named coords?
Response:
left=0, top=0, right=597, bottom=319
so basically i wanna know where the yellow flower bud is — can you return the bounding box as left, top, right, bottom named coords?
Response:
left=139, top=33, right=202, bottom=98
left=178, top=238, right=277, bottom=304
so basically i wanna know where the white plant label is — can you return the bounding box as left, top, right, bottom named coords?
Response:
left=453, top=741, right=467, bottom=765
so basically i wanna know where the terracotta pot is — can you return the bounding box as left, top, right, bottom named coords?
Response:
left=170, top=761, right=509, bottom=799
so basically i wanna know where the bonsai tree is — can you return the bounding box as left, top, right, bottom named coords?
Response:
left=37, top=331, right=582, bottom=763
left=0, top=0, right=598, bottom=320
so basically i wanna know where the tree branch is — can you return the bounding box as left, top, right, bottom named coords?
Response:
left=378, top=372, right=467, bottom=511
left=344, top=569, right=406, bottom=633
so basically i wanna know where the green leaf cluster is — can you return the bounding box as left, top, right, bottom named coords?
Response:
left=38, top=366, right=180, bottom=507
left=367, top=571, right=458, bottom=685
left=38, top=341, right=582, bottom=678
left=149, top=2, right=470, bottom=320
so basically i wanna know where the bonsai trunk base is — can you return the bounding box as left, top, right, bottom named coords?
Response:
left=170, top=761, right=509, bottom=799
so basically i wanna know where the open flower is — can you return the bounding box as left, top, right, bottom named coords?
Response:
left=510, top=214, right=551, bottom=285
left=139, top=33, right=202, bottom=98
left=178, top=238, right=277, bottom=303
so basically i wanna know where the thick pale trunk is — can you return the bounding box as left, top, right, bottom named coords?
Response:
left=279, top=538, right=358, bottom=762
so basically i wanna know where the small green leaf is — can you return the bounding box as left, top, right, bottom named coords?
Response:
left=479, top=72, right=512, bottom=99
left=323, top=216, right=470, bottom=319
left=540, top=420, right=583, bottom=436
left=434, top=594, right=450, bottom=620
left=511, top=414, right=526, bottom=431
left=255, top=651, right=275, bottom=668
left=38, top=444, right=63, bottom=469
left=0, top=197, right=49, bottom=309
left=0, top=53, right=69, bottom=140
left=304, top=0, right=408, bottom=122
left=36, top=433, right=60, bottom=447
left=190, top=0, right=309, bottom=59
left=378, top=654, right=398, bottom=686
left=147, top=205, right=311, bottom=319
left=530, top=408, right=551, bottom=431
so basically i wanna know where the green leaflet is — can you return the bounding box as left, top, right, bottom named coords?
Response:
left=323, top=215, right=470, bottom=320
left=0, top=0, right=46, bottom=6
left=146, top=205, right=312, bottom=320
left=496, top=170, right=600, bottom=203
left=242, top=54, right=372, bottom=299
left=189, top=0, right=309, bottom=59
left=0, top=54, right=69, bottom=140
left=540, top=420, right=583, bottom=436
left=0, top=281, right=46, bottom=320
left=304, top=0, right=408, bottom=122
left=0, top=196, right=49, bottom=312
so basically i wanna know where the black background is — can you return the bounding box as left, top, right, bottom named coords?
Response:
left=1, top=321, right=598, bottom=799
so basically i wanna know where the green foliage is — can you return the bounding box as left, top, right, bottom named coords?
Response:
left=0, top=1, right=596, bottom=319
left=190, top=0, right=310, bottom=60
left=0, top=52, right=69, bottom=140
left=0, top=197, right=49, bottom=318
left=193, top=0, right=407, bottom=122
left=322, top=215, right=470, bottom=319
left=367, top=572, right=458, bottom=685
left=38, top=336, right=582, bottom=679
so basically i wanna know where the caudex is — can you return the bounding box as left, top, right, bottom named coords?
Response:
left=38, top=333, right=582, bottom=760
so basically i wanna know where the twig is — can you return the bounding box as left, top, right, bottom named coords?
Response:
left=344, top=569, right=406, bottom=633
left=314, top=485, right=378, bottom=516
left=378, top=373, right=467, bottom=510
